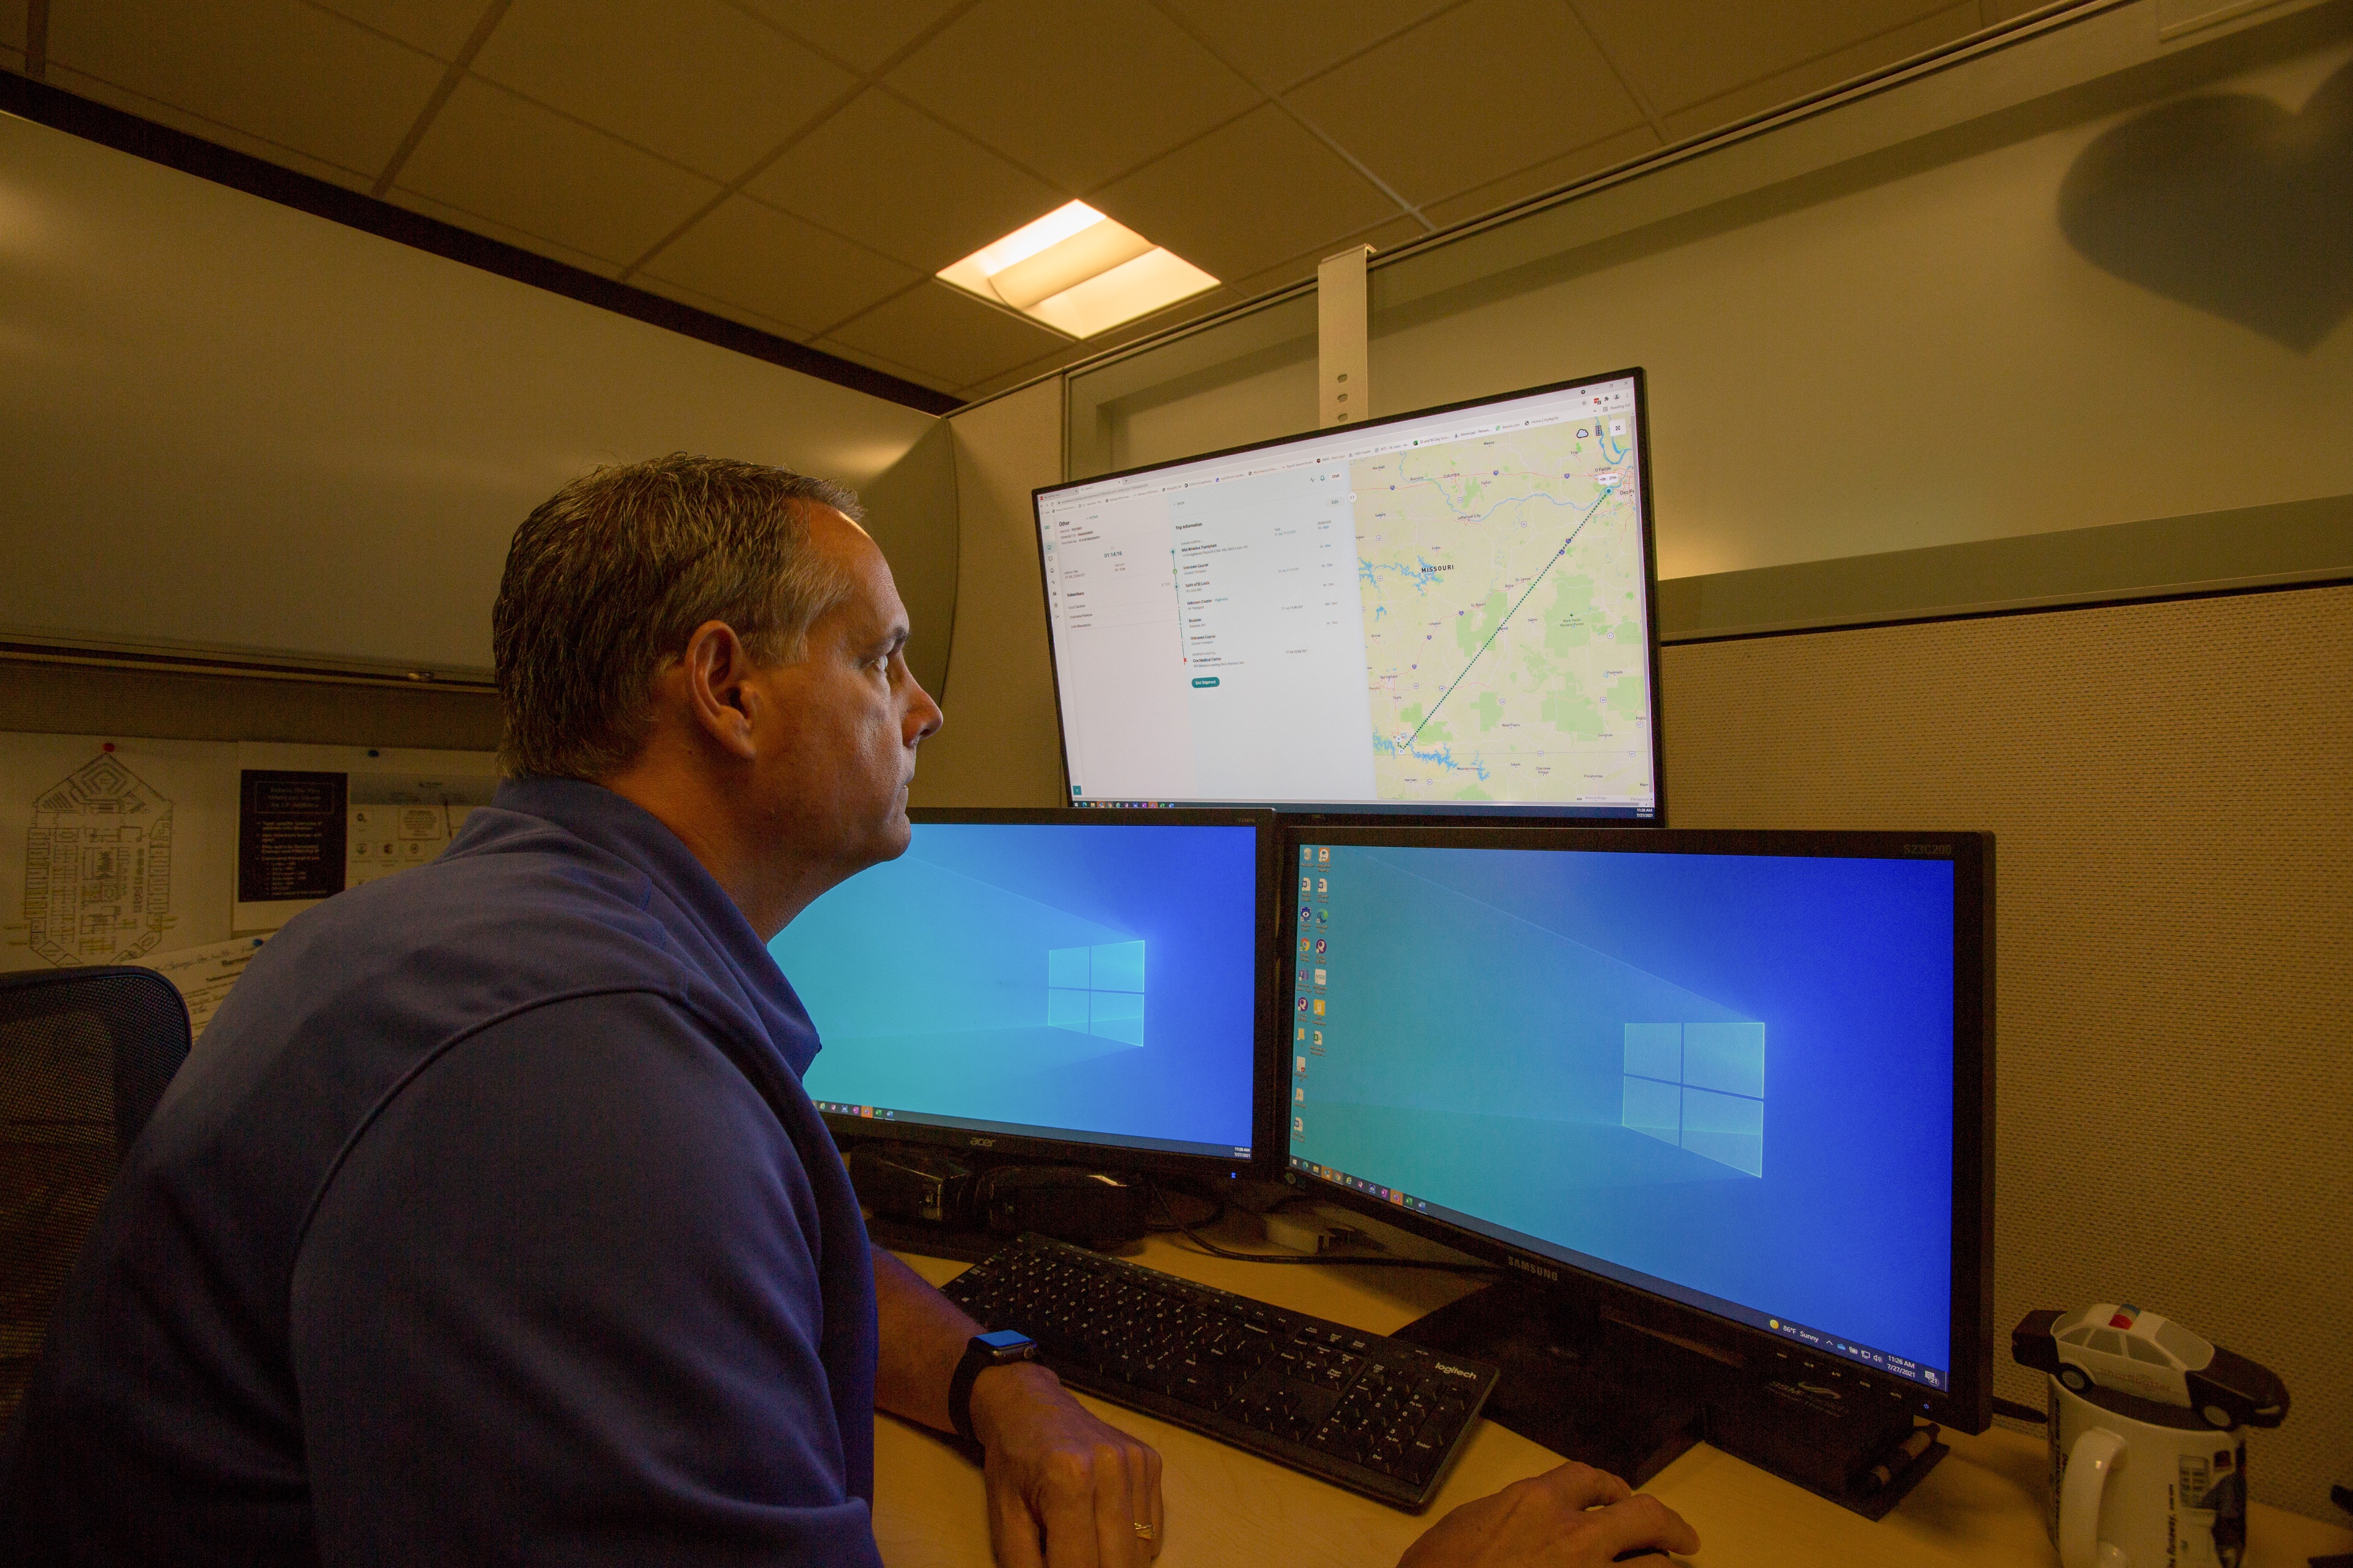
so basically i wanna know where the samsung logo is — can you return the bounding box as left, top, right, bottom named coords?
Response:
left=1506, top=1257, right=1560, bottom=1283
left=1900, top=843, right=1951, bottom=856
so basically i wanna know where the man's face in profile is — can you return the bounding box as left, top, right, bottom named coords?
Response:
left=743, top=508, right=942, bottom=884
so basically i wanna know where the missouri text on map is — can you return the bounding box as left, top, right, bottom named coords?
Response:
left=1353, top=418, right=1650, bottom=805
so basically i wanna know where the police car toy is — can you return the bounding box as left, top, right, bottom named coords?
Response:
left=2011, top=1303, right=2288, bottom=1430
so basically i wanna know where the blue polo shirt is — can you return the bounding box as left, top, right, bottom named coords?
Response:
left=2, top=778, right=883, bottom=1566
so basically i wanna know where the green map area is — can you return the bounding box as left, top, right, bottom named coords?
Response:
left=1352, top=419, right=1652, bottom=805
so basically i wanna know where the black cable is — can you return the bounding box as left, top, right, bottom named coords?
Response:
left=1145, top=1179, right=1504, bottom=1278
left=1990, top=1396, right=2048, bottom=1424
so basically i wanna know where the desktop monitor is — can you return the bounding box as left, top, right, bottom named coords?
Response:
left=770, top=808, right=1279, bottom=1175
left=1035, top=370, right=1662, bottom=820
left=1279, top=825, right=1995, bottom=1434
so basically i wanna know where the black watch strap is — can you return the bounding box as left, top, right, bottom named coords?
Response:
left=948, top=1328, right=1039, bottom=1444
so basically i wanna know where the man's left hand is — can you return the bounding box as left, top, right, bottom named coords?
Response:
left=967, top=1361, right=1164, bottom=1568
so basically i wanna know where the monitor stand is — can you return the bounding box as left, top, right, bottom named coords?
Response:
left=1391, top=1282, right=1946, bottom=1520
left=1391, top=1281, right=1706, bottom=1488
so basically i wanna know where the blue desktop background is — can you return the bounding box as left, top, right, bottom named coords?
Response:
left=774, top=822, right=1258, bottom=1153
left=1291, top=846, right=1955, bottom=1372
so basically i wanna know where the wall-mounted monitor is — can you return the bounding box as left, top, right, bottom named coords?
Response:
left=771, top=808, right=1279, bottom=1176
left=1279, top=824, right=1995, bottom=1437
left=1035, top=370, right=1662, bottom=819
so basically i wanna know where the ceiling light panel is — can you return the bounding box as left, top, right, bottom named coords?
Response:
left=938, top=200, right=1217, bottom=338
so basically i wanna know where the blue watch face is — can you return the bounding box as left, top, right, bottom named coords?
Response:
left=977, top=1328, right=1035, bottom=1351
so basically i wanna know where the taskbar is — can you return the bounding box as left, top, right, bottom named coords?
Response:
left=1286, top=1153, right=1947, bottom=1394
left=1073, top=797, right=1656, bottom=818
left=817, top=1101, right=1251, bottom=1163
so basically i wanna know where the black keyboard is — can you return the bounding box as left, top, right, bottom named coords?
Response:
left=943, top=1233, right=1500, bottom=1511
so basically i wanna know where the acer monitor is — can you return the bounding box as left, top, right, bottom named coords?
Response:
left=772, top=807, right=1280, bottom=1177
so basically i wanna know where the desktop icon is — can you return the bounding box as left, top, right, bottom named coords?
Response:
left=1299, top=937, right=1311, bottom=956
left=1317, top=848, right=1330, bottom=863
left=1293, top=1117, right=1304, bottom=1134
left=1313, top=968, right=1326, bottom=987
left=1296, top=1026, right=1306, bottom=1042
left=1296, top=997, right=1309, bottom=1014
left=1314, top=939, right=1326, bottom=957
left=1311, top=999, right=1325, bottom=1016
left=1295, top=1055, right=1306, bottom=1073
left=1300, top=905, right=1313, bottom=923
left=1315, top=909, right=1328, bottom=926
left=1317, top=878, right=1328, bottom=895
left=1311, top=1030, right=1322, bottom=1047
left=1300, top=875, right=1311, bottom=894
left=1301, top=848, right=1311, bottom=863
left=1294, top=1087, right=1305, bottom=1103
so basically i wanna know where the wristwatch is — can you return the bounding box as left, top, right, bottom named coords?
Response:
left=948, top=1328, right=1039, bottom=1444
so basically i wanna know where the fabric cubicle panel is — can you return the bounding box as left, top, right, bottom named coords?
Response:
left=1663, top=581, right=2352, bottom=1522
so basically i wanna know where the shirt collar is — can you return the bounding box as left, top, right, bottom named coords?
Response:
left=486, top=775, right=820, bottom=1075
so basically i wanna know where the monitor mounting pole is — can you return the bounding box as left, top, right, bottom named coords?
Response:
left=1317, top=245, right=1372, bottom=430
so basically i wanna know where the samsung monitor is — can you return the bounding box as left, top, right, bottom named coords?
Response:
left=770, top=808, right=1279, bottom=1175
left=1278, top=825, right=1994, bottom=1439
left=1036, top=370, right=1662, bottom=819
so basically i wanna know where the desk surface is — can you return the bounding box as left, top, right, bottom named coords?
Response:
left=875, top=1229, right=2351, bottom=1568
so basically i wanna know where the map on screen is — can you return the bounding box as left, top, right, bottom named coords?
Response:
left=1353, top=415, right=1647, bottom=804
left=1035, top=373, right=1657, bottom=817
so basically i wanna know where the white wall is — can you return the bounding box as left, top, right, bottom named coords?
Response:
left=0, top=110, right=939, bottom=675
left=1069, top=5, right=2353, bottom=584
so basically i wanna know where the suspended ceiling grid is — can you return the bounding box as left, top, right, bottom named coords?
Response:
left=5, top=0, right=2051, bottom=404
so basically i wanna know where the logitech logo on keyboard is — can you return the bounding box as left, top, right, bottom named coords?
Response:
left=1434, top=1363, right=1481, bottom=1380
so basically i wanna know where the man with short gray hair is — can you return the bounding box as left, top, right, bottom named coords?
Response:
left=3, top=453, right=1697, bottom=1568
left=2, top=453, right=1166, bottom=1566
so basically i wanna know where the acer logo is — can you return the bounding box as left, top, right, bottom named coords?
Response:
left=1506, top=1256, right=1559, bottom=1283
left=967, top=1137, right=996, bottom=1148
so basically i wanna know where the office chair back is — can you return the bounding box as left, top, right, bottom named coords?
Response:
left=0, top=966, right=191, bottom=1424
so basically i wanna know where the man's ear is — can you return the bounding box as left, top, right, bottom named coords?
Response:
left=677, top=620, right=761, bottom=762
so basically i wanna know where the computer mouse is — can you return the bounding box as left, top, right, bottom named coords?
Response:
left=1611, top=1551, right=1667, bottom=1563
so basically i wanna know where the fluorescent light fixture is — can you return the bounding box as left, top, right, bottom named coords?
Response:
left=938, top=201, right=1217, bottom=338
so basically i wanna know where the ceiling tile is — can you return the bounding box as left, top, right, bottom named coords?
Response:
left=1221, top=214, right=1427, bottom=301
left=628, top=272, right=812, bottom=342
left=388, top=188, right=628, bottom=278
left=396, top=79, right=724, bottom=265
left=638, top=195, right=921, bottom=337
left=886, top=0, right=1259, bottom=191
left=41, top=63, right=384, bottom=191
left=1286, top=0, right=1644, bottom=208
left=827, top=280, right=1069, bottom=389
left=1156, top=0, right=1457, bottom=92
left=47, top=0, right=445, bottom=177
left=1576, top=0, right=1961, bottom=117
left=469, top=0, right=856, bottom=183
left=1091, top=103, right=1397, bottom=284
left=1421, top=124, right=1662, bottom=227
left=745, top=88, right=1064, bottom=272
left=1656, top=3, right=1978, bottom=140
left=313, top=0, right=491, bottom=60
left=735, top=0, right=968, bottom=72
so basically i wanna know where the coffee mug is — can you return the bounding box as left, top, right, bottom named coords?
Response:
left=2049, top=1376, right=2247, bottom=1568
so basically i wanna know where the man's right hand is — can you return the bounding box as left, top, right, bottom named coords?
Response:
left=1397, top=1462, right=1700, bottom=1567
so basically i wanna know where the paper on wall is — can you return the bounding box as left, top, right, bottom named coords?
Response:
left=142, top=933, right=272, bottom=1040
left=1, top=734, right=237, bottom=973
left=233, top=743, right=499, bottom=931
